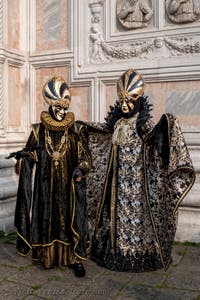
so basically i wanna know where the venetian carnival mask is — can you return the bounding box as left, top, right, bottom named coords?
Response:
left=42, top=76, right=71, bottom=121
left=51, top=105, right=69, bottom=121
left=117, top=69, right=145, bottom=114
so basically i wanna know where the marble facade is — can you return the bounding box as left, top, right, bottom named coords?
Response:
left=0, top=0, right=199, bottom=242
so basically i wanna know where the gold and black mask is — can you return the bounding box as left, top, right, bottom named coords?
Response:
left=42, top=76, right=71, bottom=121
left=117, top=69, right=145, bottom=114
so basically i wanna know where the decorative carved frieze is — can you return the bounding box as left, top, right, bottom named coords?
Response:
left=89, top=23, right=200, bottom=63
left=164, top=36, right=200, bottom=54
left=101, top=39, right=154, bottom=60
left=89, top=0, right=200, bottom=63
left=165, top=0, right=200, bottom=24
left=89, top=24, right=154, bottom=62
left=116, top=0, right=153, bottom=29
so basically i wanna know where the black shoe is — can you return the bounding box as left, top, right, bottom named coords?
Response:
left=70, top=263, right=86, bottom=277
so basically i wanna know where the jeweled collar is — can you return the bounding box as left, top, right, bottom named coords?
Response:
left=40, top=111, right=75, bottom=131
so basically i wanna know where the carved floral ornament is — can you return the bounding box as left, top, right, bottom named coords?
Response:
left=89, top=27, right=200, bottom=63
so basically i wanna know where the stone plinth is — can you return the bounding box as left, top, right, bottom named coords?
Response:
left=0, top=155, right=18, bottom=233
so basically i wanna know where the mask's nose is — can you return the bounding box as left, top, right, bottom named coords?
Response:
left=121, top=99, right=128, bottom=108
left=59, top=108, right=65, bottom=114
left=122, top=100, right=126, bottom=107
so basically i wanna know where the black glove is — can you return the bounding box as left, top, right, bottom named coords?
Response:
left=136, top=95, right=152, bottom=139
left=6, top=149, right=30, bottom=160
left=72, top=168, right=84, bottom=181
left=151, top=115, right=170, bottom=168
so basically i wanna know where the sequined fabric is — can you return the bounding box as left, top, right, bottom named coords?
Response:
left=90, top=114, right=195, bottom=272
left=115, top=116, right=158, bottom=260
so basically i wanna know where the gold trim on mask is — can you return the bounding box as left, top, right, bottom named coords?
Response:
left=46, top=99, right=70, bottom=108
left=117, top=69, right=145, bottom=102
left=42, top=76, right=71, bottom=106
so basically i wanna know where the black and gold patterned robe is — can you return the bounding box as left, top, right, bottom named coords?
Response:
left=14, top=111, right=91, bottom=268
left=85, top=113, right=195, bottom=272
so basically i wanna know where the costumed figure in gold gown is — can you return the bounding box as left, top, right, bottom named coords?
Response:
left=8, top=77, right=91, bottom=277
left=87, top=69, right=195, bottom=272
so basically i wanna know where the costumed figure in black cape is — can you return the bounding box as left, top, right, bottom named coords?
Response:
left=8, top=76, right=92, bottom=277
left=84, top=69, right=195, bottom=272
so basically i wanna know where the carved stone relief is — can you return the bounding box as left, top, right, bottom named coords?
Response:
left=116, top=0, right=153, bottom=29
left=89, top=28, right=200, bottom=63
left=166, top=0, right=200, bottom=24
left=89, top=0, right=104, bottom=23
left=89, top=0, right=200, bottom=63
left=89, top=24, right=154, bottom=62
left=90, top=24, right=105, bottom=63
left=89, top=1, right=105, bottom=63
left=164, top=36, right=200, bottom=54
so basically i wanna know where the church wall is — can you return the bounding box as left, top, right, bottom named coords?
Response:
left=0, top=0, right=199, bottom=241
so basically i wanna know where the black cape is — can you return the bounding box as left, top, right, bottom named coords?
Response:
left=14, top=112, right=91, bottom=268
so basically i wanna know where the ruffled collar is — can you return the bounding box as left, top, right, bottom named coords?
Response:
left=40, top=111, right=75, bottom=131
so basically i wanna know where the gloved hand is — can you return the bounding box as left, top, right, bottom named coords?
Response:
left=6, top=149, right=30, bottom=160
left=72, top=168, right=84, bottom=182
left=136, top=95, right=152, bottom=139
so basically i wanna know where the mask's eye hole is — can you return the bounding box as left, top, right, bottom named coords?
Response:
left=132, top=94, right=139, bottom=100
left=64, top=107, right=68, bottom=113
left=125, top=97, right=132, bottom=103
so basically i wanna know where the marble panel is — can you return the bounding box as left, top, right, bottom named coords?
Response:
left=145, top=82, right=165, bottom=124
left=166, top=91, right=200, bottom=115
left=35, top=66, right=68, bottom=122
left=36, top=0, right=68, bottom=51
left=70, top=86, right=89, bottom=121
left=7, top=0, right=20, bottom=50
left=8, top=66, right=21, bottom=128
left=105, top=84, right=117, bottom=114
left=164, top=81, right=200, bottom=127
